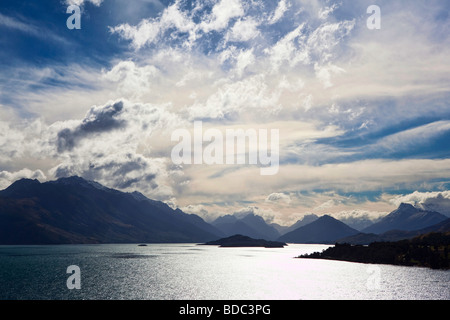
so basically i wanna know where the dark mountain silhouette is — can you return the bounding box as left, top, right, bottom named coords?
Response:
left=362, top=203, right=448, bottom=234
left=0, top=176, right=223, bottom=244
left=337, top=218, right=450, bottom=245
left=240, top=214, right=280, bottom=240
left=270, top=222, right=289, bottom=234
left=280, top=214, right=319, bottom=235
left=202, top=234, right=287, bottom=248
left=211, top=213, right=280, bottom=240
left=277, top=215, right=359, bottom=244
left=300, top=232, right=450, bottom=270
left=419, top=217, right=450, bottom=233
left=212, top=214, right=239, bottom=225
left=212, top=218, right=262, bottom=239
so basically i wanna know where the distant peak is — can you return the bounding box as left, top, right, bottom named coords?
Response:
left=319, top=215, right=335, bottom=220
left=212, top=214, right=238, bottom=225
left=1, top=178, right=41, bottom=195
left=8, top=178, right=41, bottom=187
left=8, top=178, right=40, bottom=188
left=16, top=178, right=40, bottom=184
left=53, top=176, right=92, bottom=187
left=55, top=176, right=87, bottom=184
left=52, top=176, right=110, bottom=192
left=384, top=203, right=425, bottom=220
left=316, top=215, right=349, bottom=225
left=398, top=203, right=415, bottom=210
left=130, top=191, right=149, bottom=202
left=242, top=213, right=264, bottom=221
left=395, top=203, right=419, bottom=214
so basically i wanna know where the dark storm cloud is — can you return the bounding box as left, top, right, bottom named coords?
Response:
left=57, top=101, right=126, bottom=152
left=53, top=151, right=159, bottom=191
left=115, top=174, right=157, bottom=189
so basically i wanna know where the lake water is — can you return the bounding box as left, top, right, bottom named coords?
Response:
left=0, top=243, right=448, bottom=300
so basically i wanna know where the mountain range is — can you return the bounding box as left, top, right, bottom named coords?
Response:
left=336, top=218, right=450, bottom=245
left=277, top=215, right=360, bottom=244
left=211, top=213, right=280, bottom=240
left=361, top=203, right=447, bottom=234
left=0, top=176, right=449, bottom=245
left=271, top=214, right=319, bottom=235
left=0, top=176, right=224, bottom=244
left=338, top=207, right=450, bottom=245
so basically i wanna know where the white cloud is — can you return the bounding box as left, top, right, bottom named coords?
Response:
left=329, top=2, right=450, bottom=102
left=180, top=204, right=210, bottom=217
left=331, top=209, right=388, bottom=230
left=332, top=209, right=387, bottom=221
left=367, top=121, right=450, bottom=155
left=3, top=0, right=450, bottom=225
left=234, top=48, right=256, bottom=77
left=65, top=0, right=103, bottom=7
left=0, top=63, right=114, bottom=123
left=0, top=169, right=47, bottom=190
left=110, top=1, right=196, bottom=49
left=306, top=20, right=355, bottom=64
left=187, top=74, right=282, bottom=120
left=233, top=206, right=278, bottom=223
left=0, top=117, right=49, bottom=167
left=111, top=21, right=158, bottom=49
left=226, top=17, right=260, bottom=42
left=266, top=192, right=291, bottom=204
left=50, top=151, right=174, bottom=199
left=318, top=3, right=339, bottom=20
left=314, top=62, right=346, bottom=88
left=265, top=23, right=308, bottom=71
left=314, top=199, right=338, bottom=211
left=0, top=13, right=37, bottom=34
left=199, top=0, right=244, bottom=33
left=0, top=13, right=70, bottom=45
left=27, top=99, right=185, bottom=200
left=110, top=0, right=247, bottom=50
left=103, top=61, right=160, bottom=99
left=268, top=0, right=290, bottom=25
left=183, top=159, right=450, bottom=201
left=389, top=191, right=450, bottom=216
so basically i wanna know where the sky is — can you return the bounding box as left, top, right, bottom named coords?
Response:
left=1, top=0, right=450, bottom=226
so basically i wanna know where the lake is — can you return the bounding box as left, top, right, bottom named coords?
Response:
left=0, top=243, right=448, bottom=300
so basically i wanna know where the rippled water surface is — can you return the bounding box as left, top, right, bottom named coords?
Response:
left=0, top=244, right=448, bottom=300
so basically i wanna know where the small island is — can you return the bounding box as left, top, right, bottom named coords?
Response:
left=201, top=234, right=287, bottom=248
left=297, top=232, right=450, bottom=270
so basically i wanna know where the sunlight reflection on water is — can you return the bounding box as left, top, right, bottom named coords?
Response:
left=0, top=243, right=448, bottom=300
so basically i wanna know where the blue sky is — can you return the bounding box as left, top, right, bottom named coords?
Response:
left=1, top=0, right=450, bottom=224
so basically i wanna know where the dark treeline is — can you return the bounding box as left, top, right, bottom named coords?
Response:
left=298, top=232, right=450, bottom=269
left=201, top=234, right=287, bottom=247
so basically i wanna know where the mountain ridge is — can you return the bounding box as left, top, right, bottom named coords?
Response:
left=361, top=203, right=447, bottom=234
left=337, top=218, right=450, bottom=245
left=277, top=215, right=360, bottom=244
left=211, top=213, right=280, bottom=240
left=0, top=176, right=223, bottom=244
left=2, top=177, right=449, bottom=246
